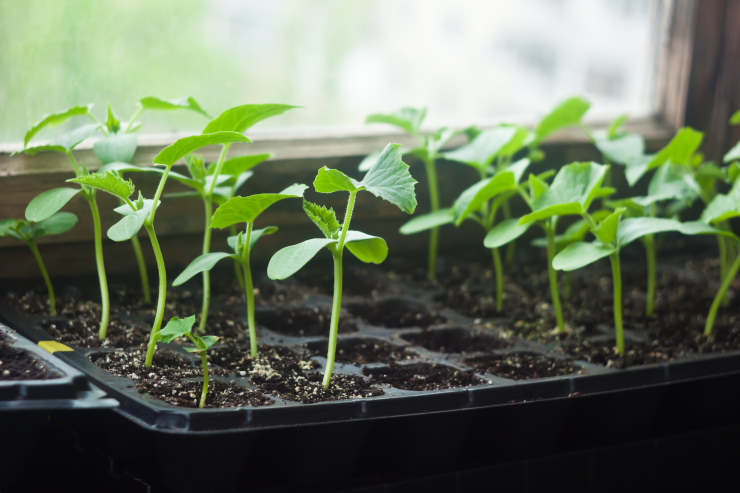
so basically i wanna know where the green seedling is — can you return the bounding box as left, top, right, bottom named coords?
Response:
left=173, top=183, right=308, bottom=357
left=364, top=107, right=455, bottom=280
left=553, top=209, right=726, bottom=355
left=700, top=178, right=740, bottom=336
left=486, top=162, right=612, bottom=333
left=0, top=210, right=78, bottom=315
left=71, top=131, right=250, bottom=367
left=268, top=144, right=417, bottom=388
left=156, top=315, right=218, bottom=409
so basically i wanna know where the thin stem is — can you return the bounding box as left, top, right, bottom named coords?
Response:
left=322, top=191, right=357, bottom=389
left=144, top=222, right=167, bottom=368
left=705, top=249, right=740, bottom=336
left=643, top=234, right=656, bottom=316
left=87, top=193, right=110, bottom=341
left=424, top=158, right=440, bottom=281
left=130, top=235, right=151, bottom=304
left=65, top=151, right=83, bottom=178
left=491, top=247, right=504, bottom=312
left=230, top=225, right=245, bottom=289
left=609, top=252, right=625, bottom=356
left=198, top=197, right=213, bottom=334
left=545, top=222, right=565, bottom=333
left=125, top=106, right=144, bottom=133
left=199, top=350, right=209, bottom=409
left=241, top=222, right=257, bottom=357
left=27, top=240, right=55, bottom=316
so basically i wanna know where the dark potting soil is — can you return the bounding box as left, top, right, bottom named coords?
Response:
left=0, top=332, right=60, bottom=380
left=305, top=337, right=417, bottom=365
left=464, top=352, right=579, bottom=379
left=347, top=298, right=446, bottom=329
left=255, top=305, right=358, bottom=336
left=401, top=327, right=511, bottom=353
left=363, top=362, right=484, bottom=390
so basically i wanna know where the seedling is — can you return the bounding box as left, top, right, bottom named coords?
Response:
left=173, top=183, right=308, bottom=357
left=156, top=315, right=218, bottom=408
left=268, top=144, right=417, bottom=388
left=553, top=209, right=725, bottom=355
left=365, top=107, right=455, bottom=280
left=0, top=210, right=77, bottom=315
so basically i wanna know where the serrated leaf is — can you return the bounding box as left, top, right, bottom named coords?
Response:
left=203, top=104, right=297, bottom=134
left=399, top=208, right=454, bottom=235
left=24, top=104, right=93, bottom=147
left=357, top=150, right=383, bottom=172
left=105, top=104, right=120, bottom=133
left=452, top=169, right=520, bottom=225
left=724, top=141, right=740, bottom=163
left=553, top=241, right=616, bottom=271
left=484, top=218, right=532, bottom=248
left=32, top=212, right=78, bottom=238
left=443, top=126, right=518, bottom=172
left=303, top=199, right=340, bottom=239
left=360, top=143, right=418, bottom=214
left=344, top=230, right=388, bottom=264
left=533, top=97, right=590, bottom=145
left=267, top=238, right=336, bottom=280
left=701, top=180, right=740, bottom=224
left=215, top=153, right=272, bottom=176
left=365, top=107, right=426, bottom=134
left=185, top=154, right=206, bottom=182
left=153, top=132, right=250, bottom=167
left=58, top=124, right=101, bottom=151
left=519, top=162, right=608, bottom=224
left=313, top=167, right=363, bottom=193
left=68, top=172, right=135, bottom=201
left=197, top=335, right=219, bottom=350
left=227, top=226, right=279, bottom=252
left=211, top=184, right=307, bottom=228
left=139, top=96, right=209, bottom=118
left=593, top=208, right=625, bottom=245
left=173, top=252, right=236, bottom=286
left=647, top=127, right=703, bottom=169
left=157, top=315, right=196, bottom=343
left=0, top=219, right=24, bottom=240
left=93, top=134, right=137, bottom=164
left=25, top=188, right=81, bottom=222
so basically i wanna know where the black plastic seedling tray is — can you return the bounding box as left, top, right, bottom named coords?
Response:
left=2, top=267, right=740, bottom=492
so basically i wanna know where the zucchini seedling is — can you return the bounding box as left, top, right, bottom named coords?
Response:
left=0, top=209, right=78, bottom=315
left=267, top=144, right=417, bottom=388
left=156, top=315, right=218, bottom=409
left=173, top=184, right=308, bottom=357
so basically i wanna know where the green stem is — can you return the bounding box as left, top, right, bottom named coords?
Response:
left=705, top=249, right=740, bottom=336
left=491, top=247, right=503, bottom=312
left=144, top=223, right=167, bottom=368
left=718, top=235, right=729, bottom=307
left=130, top=235, right=151, bottom=304
left=198, top=197, right=213, bottom=334
left=545, top=223, right=565, bottom=333
left=609, top=252, right=625, bottom=356
left=125, top=106, right=144, bottom=133
left=27, top=239, right=55, bottom=316
left=644, top=234, right=656, bottom=317
left=87, top=193, right=110, bottom=341
left=424, top=158, right=440, bottom=281
left=241, top=223, right=257, bottom=357
left=199, top=350, right=209, bottom=408
left=322, top=191, right=357, bottom=389
left=230, top=225, right=245, bottom=290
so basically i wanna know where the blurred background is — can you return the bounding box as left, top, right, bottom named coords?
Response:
left=0, top=0, right=661, bottom=143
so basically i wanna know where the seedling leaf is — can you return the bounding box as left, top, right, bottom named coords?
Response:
left=344, top=230, right=388, bottom=264
left=139, top=96, right=209, bottom=118
left=211, top=184, right=307, bottom=228
left=93, top=134, right=137, bottom=164
left=607, top=114, right=628, bottom=139
left=399, top=208, right=454, bottom=234
left=25, top=188, right=81, bottom=222
left=593, top=208, right=625, bottom=245
left=303, top=200, right=340, bottom=239
left=700, top=180, right=740, bottom=224
left=647, top=127, right=703, bottom=169
left=365, top=107, right=426, bottom=134
left=227, top=226, right=278, bottom=251
left=313, top=167, right=363, bottom=193
left=267, top=238, right=336, bottom=280
left=443, top=126, right=518, bottom=172
left=533, top=97, right=590, bottom=145
left=32, top=212, right=78, bottom=237
left=593, top=131, right=644, bottom=166
left=647, top=163, right=700, bottom=204
left=157, top=315, right=196, bottom=343
left=452, top=169, right=519, bottom=224
left=553, top=241, right=616, bottom=271
left=484, top=218, right=532, bottom=248
left=203, top=104, right=298, bottom=134
left=360, top=143, right=418, bottom=214
left=173, top=252, right=236, bottom=286
left=153, top=132, right=250, bottom=166
left=24, top=104, right=93, bottom=147
left=725, top=142, right=740, bottom=163
left=215, top=153, right=272, bottom=176
left=68, top=172, right=135, bottom=201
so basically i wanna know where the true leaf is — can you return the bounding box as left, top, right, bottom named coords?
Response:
left=303, top=200, right=340, bottom=239
left=211, top=184, right=307, bottom=228
left=105, top=104, right=120, bottom=133
left=452, top=169, right=520, bottom=225
left=32, top=212, right=78, bottom=238
left=196, top=335, right=219, bottom=350
left=267, top=238, right=337, bottom=280
left=24, top=104, right=93, bottom=147
left=533, top=97, right=590, bottom=146
left=365, top=107, right=426, bottom=134
left=313, top=167, right=362, bottom=193
left=592, top=208, right=625, bottom=245
left=484, top=218, right=532, bottom=248
left=68, top=172, right=135, bottom=201
left=498, top=126, right=530, bottom=159
left=185, top=154, right=206, bottom=182
left=593, top=130, right=644, bottom=166
left=93, top=134, right=137, bottom=164
left=203, top=104, right=297, bottom=134
left=360, top=143, right=418, bottom=214
left=139, top=96, right=209, bottom=118
left=357, top=150, right=383, bottom=172
left=443, top=126, right=518, bottom=172
left=157, top=315, right=196, bottom=343
left=56, top=124, right=101, bottom=151
left=227, top=226, right=278, bottom=252
left=344, top=230, right=388, bottom=264
left=25, top=187, right=81, bottom=222
left=647, top=163, right=700, bottom=204
left=399, top=208, right=454, bottom=235
left=0, top=219, right=23, bottom=240
left=647, top=127, right=703, bottom=169
left=216, top=153, right=272, bottom=176
left=173, top=252, right=236, bottom=286
left=553, top=241, right=616, bottom=271
left=153, top=132, right=250, bottom=167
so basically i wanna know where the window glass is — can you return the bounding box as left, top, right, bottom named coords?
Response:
left=0, top=0, right=660, bottom=144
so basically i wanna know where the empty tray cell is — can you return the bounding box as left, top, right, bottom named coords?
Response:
left=255, top=305, right=357, bottom=336
left=401, top=327, right=510, bottom=353
left=0, top=332, right=60, bottom=380
left=348, top=299, right=445, bottom=329
left=137, top=379, right=273, bottom=409
left=363, top=362, right=483, bottom=390
left=306, top=337, right=417, bottom=365
left=464, top=352, right=579, bottom=380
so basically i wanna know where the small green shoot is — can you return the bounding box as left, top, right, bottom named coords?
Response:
left=156, top=315, right=218, bottom=409
left=268, top=144, right=417, bottom=388
left=0, top=209, right=78, bottom=315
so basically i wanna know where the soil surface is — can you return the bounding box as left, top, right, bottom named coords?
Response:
left=363, top=362, right=484, bottom=390
left=305, top=337, right=417, bottom=365
left=0, top=332, right=60, bottom=380
left=401, top=327, right=511, bottom=353
left=465, top=352, right=579, bottom=380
